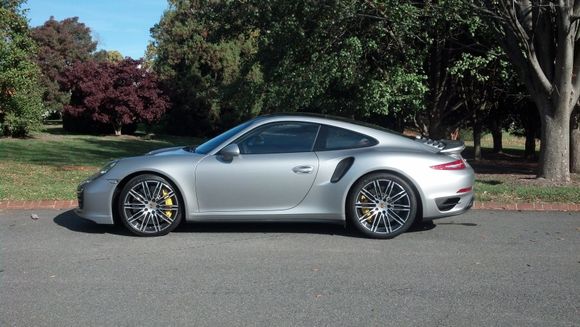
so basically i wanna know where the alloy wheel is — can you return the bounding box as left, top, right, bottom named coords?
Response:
left=121, top=179, right=180, bottom=235
left=354, top=178, right=412, bottom=235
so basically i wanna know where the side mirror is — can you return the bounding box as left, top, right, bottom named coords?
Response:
left=219, top=143, right=240, bottom=161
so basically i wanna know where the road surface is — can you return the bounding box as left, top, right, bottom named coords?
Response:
left=1, top=209, right=578, bottom=326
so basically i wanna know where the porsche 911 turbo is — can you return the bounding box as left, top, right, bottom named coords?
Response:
left=76, top=114, right=474, bottom=238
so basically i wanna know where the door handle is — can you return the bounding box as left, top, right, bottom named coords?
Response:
left=292, top=165, right=314, bottom=174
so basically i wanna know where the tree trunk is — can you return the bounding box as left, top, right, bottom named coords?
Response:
left=428, top=118, right=445, bottom=140
left=524, top=127, right=536, bottom=160
left=521, top=101, right=539, bottom=160
left=571, top=106, right=580, bottom=173
left=538, top=109, right=571, bottom=182
left=473, top=108, right=482, bottom=160
left=491, top=125, right=503, bottom=153
left=113, top=123, right=122, bottom=136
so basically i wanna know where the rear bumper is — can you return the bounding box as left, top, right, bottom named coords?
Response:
left=425, top=192, right=474, bottom=220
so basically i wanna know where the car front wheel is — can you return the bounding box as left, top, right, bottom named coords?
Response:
left=118, top=174, right=183, bottom=236
left=347, top=173, right=417, bottom=239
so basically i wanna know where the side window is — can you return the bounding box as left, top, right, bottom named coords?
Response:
left=237, top=122, right=320, bottom=154
left=316, top=125, right=378, bottom=151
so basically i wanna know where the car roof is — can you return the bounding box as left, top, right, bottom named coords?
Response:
left=254, top=113, right=401, bottom=137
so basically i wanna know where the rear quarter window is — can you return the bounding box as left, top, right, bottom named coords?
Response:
left=315, top=125, right=378, bottom=151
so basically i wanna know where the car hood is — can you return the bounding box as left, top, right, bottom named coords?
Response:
left=146, top=146, right=191, bottom=156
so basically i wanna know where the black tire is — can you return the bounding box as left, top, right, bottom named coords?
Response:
left=118, top=174, right=183, bottom=236
left=347, top=172, right=418, bottom=239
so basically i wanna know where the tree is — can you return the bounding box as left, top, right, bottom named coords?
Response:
left=61, top=59, right=170, bottom=135
left=150, top=0, right=428, bottom=135
left=242, top=1, right=426, bottom=122
left=0, top=0, right=44, bottom=137
left=94, top=49, right=124, bottom=62
left=31, top=16, right=97, bottom=115
left=571, top=105, right=580, bottom=172
left=150, top=0, right=264, bottom=136
left=474, top=0, right=580, bottom=183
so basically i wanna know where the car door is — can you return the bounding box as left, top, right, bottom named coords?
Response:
left=195, top=122, right=320, bottom=212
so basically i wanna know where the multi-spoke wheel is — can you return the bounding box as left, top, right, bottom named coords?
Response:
left=347, top=173, right=417, bottom=239
left=118, top=174, right=182, bottom=236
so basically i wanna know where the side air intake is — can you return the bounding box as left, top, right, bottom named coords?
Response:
left=331, top=157, right=355, bottom=183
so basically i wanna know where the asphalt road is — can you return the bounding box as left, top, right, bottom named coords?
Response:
left=0, top=209, right=579, bottom=327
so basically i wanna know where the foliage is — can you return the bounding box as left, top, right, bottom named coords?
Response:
left=0, top=0, right=45, bottom=137
left=150, top=0, right=263, bottom=136
left=150, top=0, right=428, bottom=136
left=247, top=1, right=427, bottom=121
left=61, top=58, right=170, bottom=135
left=94, top=49, right=124, bottom=62
left=31, top=16, right=97, bottom=114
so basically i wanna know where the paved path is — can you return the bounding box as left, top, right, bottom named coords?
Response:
left=1, top=209, right=579, bottom=326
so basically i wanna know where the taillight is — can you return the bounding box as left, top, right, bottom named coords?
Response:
left=430, top=159, right=466, bottom=170
left=456, top=186, right=472, bottom=193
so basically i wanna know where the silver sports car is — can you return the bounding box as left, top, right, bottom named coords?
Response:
left=76, top=114, right=474, bottom=238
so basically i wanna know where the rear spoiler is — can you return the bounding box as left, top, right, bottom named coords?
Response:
left=414, top=136, right=465, bottom=155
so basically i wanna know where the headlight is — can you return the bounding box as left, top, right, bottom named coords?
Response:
left=97, top=160, right=118, bottom=177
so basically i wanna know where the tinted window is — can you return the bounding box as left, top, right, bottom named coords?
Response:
left=316, top=125, right=377, bottom=151
left=237, top=122, right=320, bottom=154
left=195, top=120, right=253, bottom=154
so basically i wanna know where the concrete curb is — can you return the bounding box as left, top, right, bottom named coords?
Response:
left=0, top=200, right=76, bottom=210
left=0, top=200, right=579, bottom=212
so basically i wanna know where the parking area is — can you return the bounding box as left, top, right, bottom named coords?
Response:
left=1, top=209, right=579, bottom=326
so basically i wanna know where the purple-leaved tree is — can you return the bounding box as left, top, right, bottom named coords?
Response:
left=61, top=59, right=170, bottom=135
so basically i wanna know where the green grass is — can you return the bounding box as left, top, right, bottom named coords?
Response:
left=464, top=131, right=539, bottom=151
left=475, top=180, right=580, bottom=203
left=0, top=125, right=201, bottom=200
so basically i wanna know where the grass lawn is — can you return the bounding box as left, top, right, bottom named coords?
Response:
left=0, top=125, right=200, bottom=200
left=465, top=133, right=580, bottom=204
left=0, top=125, right=578, bottom=203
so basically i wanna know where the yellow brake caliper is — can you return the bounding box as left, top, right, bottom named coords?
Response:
left=359, top=194, right=373, bottom=223
left=162, top=189, right=173, bottom=218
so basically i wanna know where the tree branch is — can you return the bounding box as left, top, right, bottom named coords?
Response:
left=552, top=0, right=574, bottom=112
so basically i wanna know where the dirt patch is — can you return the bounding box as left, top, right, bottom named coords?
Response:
left=59, top=165, right=98, bottom=171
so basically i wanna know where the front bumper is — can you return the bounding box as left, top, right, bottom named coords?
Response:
left=75, top=177, right=117, bottom=225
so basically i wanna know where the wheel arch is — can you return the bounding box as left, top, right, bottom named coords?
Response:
left=111, top=170, right=188, bottom=225
left=343, top=169, right=424, bottom=223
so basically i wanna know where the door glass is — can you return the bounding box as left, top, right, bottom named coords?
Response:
left=237, top=122, right=320, bottom=154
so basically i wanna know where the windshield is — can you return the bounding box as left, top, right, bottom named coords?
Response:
left=194, top=120, right=253, bottom=154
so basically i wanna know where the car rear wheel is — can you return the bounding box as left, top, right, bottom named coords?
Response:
left=118, top=174, right=183, bottom=236
left=347, top=173, right=417, bottom=239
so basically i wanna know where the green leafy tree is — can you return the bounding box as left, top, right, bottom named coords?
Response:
left=0, top=0, right=44, bottom=137
left=94, top=49, right=124, bottom=62
left=244, top=0, right=426, bottom=125
left=151, top=0, right=428, bottom=135
left=150, top=0, right=263, bottom=136
left=31, top=16, right=97, bottom=115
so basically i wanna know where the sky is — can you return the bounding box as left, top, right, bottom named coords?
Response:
left=25, top=0, right=169, bottom=59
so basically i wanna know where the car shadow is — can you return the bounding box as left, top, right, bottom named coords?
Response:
left=53, top=210, right=133, bottom=236
left=173, top=221, right=354, bottom=237
left=54, top=209, right=438, bottom=237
